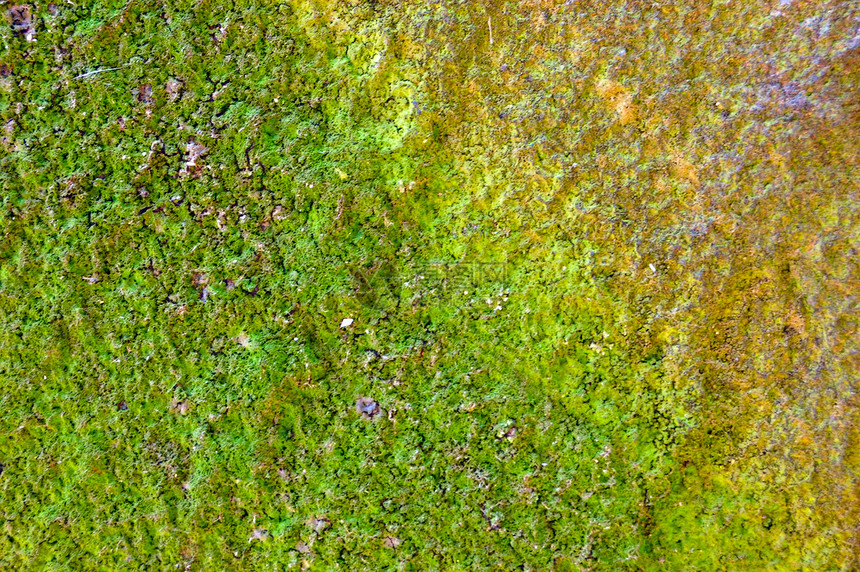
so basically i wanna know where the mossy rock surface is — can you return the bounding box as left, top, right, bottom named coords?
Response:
left=0, top=1, right=857, bottom=569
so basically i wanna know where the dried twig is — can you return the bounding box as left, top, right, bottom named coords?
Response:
left=73, top=66, right=123, bottom=80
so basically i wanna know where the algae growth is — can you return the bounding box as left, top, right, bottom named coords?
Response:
left=0, top=0, right=857, bottom=569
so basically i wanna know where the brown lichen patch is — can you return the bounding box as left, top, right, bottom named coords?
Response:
left=669, top=154, right=700, bottom=186
left=7, top=5, right=32, bottom=35
left=136, top=83, right=154, bottom=105
left=170, top=399, right=190, bottom=415
left=355, top=396, right=380, bottom=419
left=2, top=119, right=14, bottom=150
left=296, top=540, right=312, bottom=554
left=307, top=516, right=331, bottom=533
left=518, top=1, right=556, bottom=30
left=595, top=79, right=636, bottom=125
left=180, top=140, right=208, bottom=177
left=191, top=272, right=208, bottom=288
left=166, top=78, right=183, bottom=102
left=784, top=309, right=807, bottom=339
